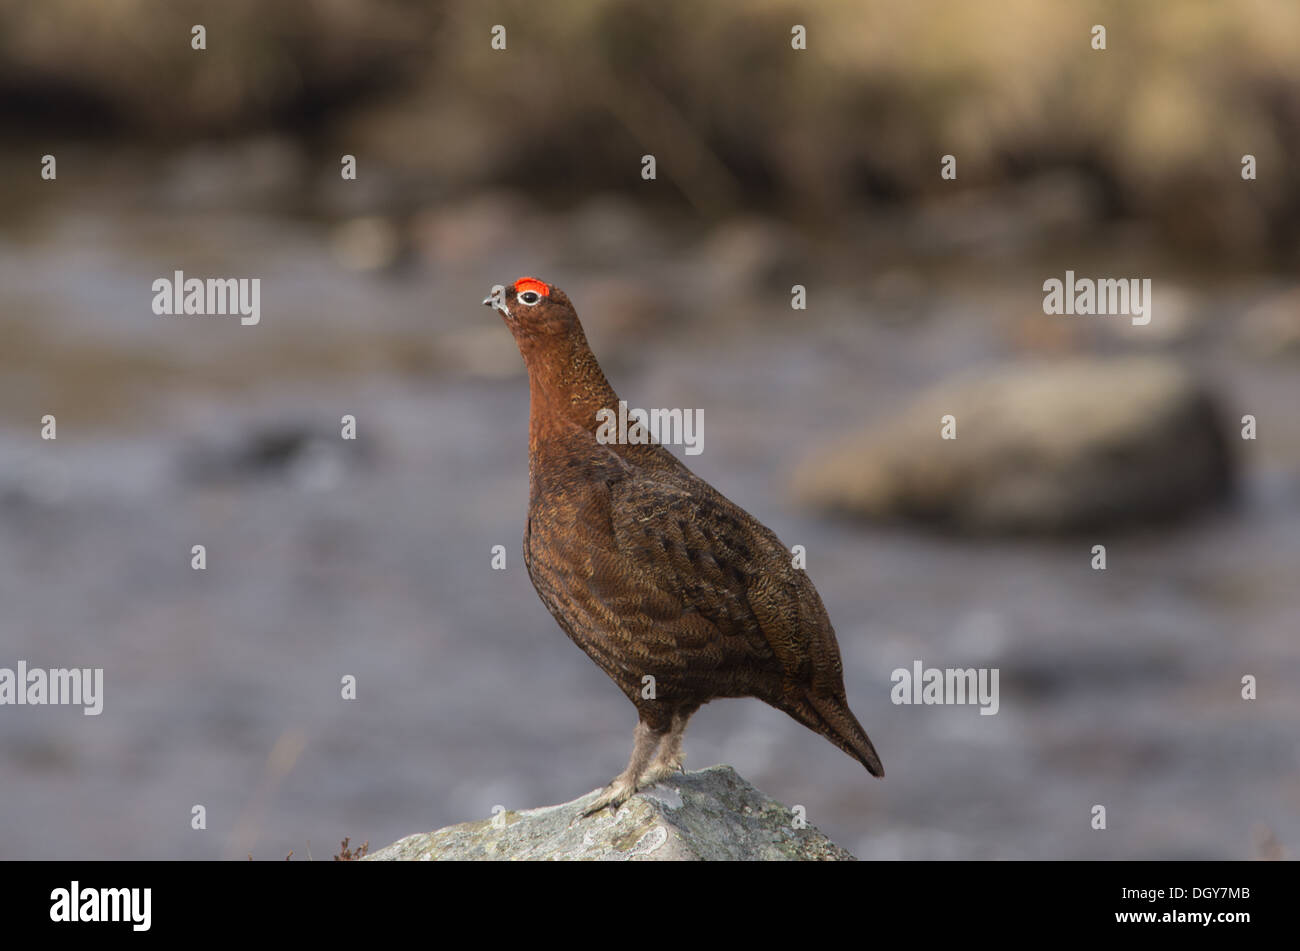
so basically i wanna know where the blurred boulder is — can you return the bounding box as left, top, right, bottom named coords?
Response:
left=159, top=137, right=307, bottom=212
left=411, top=191, right=530, bottom=267
left=905, top=174, right=1102, bottom=259
left=329, top=216, right=405, bottom=274
left=1238, top=287, right=1300, bottom=359
left=792, top=358, right=1235, bottom=534
left=567, top=196, right=661, bottom=266
left=695, top=218, right=812, bottom=299
left=0, top=448, right=70, bottom=508
left=581, top=276, right=670, bottom=336
left=179, top=421, right=367, bottom=489
left=365, top=766, right=854, bottom=861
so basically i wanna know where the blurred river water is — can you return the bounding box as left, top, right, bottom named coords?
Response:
left=1, top=159, right=1299, bottom=860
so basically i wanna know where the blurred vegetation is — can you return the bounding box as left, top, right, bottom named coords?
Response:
left=1, top=0, right=1297, bottom=257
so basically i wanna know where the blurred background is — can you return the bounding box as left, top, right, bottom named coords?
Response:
left=1, top=0, right=1298, bottom=859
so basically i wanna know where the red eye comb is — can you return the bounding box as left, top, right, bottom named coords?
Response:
left=514, top=277, right=550, bottom=297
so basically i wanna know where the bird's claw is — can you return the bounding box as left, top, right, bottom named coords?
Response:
left=581, top=778, right=636, bottom=817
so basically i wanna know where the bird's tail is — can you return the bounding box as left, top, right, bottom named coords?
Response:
left=801, top=693, right=885, bottom=777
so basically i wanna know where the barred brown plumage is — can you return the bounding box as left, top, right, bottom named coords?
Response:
left=485, top=277, right=883, bottom=814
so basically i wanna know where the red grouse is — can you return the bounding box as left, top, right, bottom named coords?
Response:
left=485, top=277, right=883, bottom=813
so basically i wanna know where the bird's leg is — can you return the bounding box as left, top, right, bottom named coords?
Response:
left=635, top=705, right=697, bottom=788
left=582, top=718, right=666, bottom=816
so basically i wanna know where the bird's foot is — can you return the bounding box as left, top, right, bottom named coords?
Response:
left=581, top=775, right=638, bottom=817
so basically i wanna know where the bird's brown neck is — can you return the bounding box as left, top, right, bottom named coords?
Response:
left=519, top=328, right=621, bottom=455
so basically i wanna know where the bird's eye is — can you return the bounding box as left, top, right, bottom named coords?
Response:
left=519, top=291, right=541, bottom=305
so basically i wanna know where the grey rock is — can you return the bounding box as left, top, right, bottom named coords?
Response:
left=792, top=357, right=1235, bottom=534
left=365, top=765, right=855, bottom=861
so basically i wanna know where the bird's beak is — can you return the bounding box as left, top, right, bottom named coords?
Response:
left=483, top=287, right=510, bottom=317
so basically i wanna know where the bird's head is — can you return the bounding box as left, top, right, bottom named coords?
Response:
left=482, top=277, right=578, bottom=341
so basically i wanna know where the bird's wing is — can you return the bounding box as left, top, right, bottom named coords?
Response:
left=596, top=470, right=845, bottom=692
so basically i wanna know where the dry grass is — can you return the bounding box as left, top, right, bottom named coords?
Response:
left=333, top=837, right=369, bottom=861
